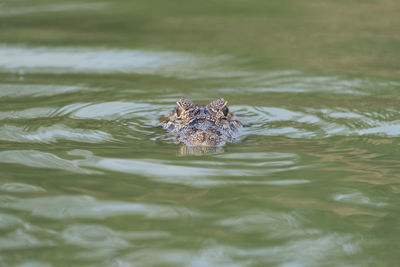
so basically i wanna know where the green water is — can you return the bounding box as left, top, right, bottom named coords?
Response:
left=1, top=0, right=400, bottom=266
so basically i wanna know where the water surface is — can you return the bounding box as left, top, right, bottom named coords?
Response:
left=1, top=0, right=400, bottom=266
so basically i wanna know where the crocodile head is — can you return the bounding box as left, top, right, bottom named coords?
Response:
left=160, top=98, right=242, bottom=147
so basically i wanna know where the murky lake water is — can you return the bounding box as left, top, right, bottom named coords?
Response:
left=1, top=0, right=400, bottom=266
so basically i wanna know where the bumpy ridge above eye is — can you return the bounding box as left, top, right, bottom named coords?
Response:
left=177, top=99, right=196, bottom=110
left=207, top=98, right=228, bottom=112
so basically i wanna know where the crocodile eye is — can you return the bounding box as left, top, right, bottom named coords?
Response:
left=222, top=106, right=229, bottom=116
left=175, top=107, right=183, bottom=117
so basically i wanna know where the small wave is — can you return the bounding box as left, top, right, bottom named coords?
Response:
left=67, top=149, right=259, bottom=179
left=0, top=83, right=91, bottom=98
left=0, top=124, right=114, bottom=143
left=68, top=101, right=158, bottom=120
left=0, top=150, right=98, bottom=174
left=0, top=45, right=237, bottom=79
left=61, top=224, right=170, bottom=250
left=0, top=213, right=25, bottom=230
left=116, top=233, right=362, bottom=266
left=333, top=191, right=387, bottom=207
left=0, top=183, right=46, bottom=193
left=217, top=71, right=389, bottom=95
left=0, top=228, right=54, bottom=250
left=0, top=107, right=57, bottom=120
left=0, top=3, right=108, bottom=17
left=241, top=105, right=400, bottom=138
left=61, top=224, right=131, bottom=249
left=0, top=195, right=185, bottom=219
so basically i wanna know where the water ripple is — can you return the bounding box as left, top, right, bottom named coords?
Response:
left=61, top=224, right=170, bottom=250
left=333, top=191, right=387, bottom=207
left=0, top=45, right=238, bottom=79
left=218, top=71, right=393, bottom=96
left=0, top=124, right=114, bottom=143
left=0, top=229, right=54, bottom=250
left=215, top=152, right=298, bottom=160
left=0, top=150, right=98, bottom=174
left=0, top=3, right=108, bottom=17
left=0, top=195, right=183, bottom=219
left=0, top=107, right=57, bottom=120
left=69, top=101, right=158, bottom=120
left=69, top=149, right=259, bottom=179
left=1, top=149, right=292, bottom=183
left=0, top=213, right=25, bottom=230
left=0, top=183, right=46, bottom=193
left=241, top=105, right=400, bottom=138
left=0, top=83, right=92, bottom=98
left=116, top=233, right=363, bottom=266
left=62, top=224, right=131, bottom=249
left=68, top=149, right=305, bottom=187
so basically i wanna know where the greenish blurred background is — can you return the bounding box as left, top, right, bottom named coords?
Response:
left=2, top=0, right=399, bottom=77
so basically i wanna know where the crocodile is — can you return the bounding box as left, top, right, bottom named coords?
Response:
left=160, top=98, right=242, bottom=147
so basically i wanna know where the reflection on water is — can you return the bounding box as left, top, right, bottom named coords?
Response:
left=221, top=72, right=374, bottom=96
left=0, top=195, right=183, bottom=219
left=62, top=224, right=131, bottom=249
left=0, top=183, right=46, bottom=193
left=0, top=84, right=91, bottom=98
left=0, top=45, right=240, bottom=79
left=0, top=2, right=108, bottom=17
left=0, top=148, right=310, bottom=187
left=0, top=229, right=54, bottom=250
left=177, top=144, right=225, bottom=156
left=0, top=124, right=114, bottom=143
left=69, top=101, right=157, bottom=120
left=91, top=221, right=364, bottom=266
left=333, top=191, right=387, bottom=207
left=0, top=150, right=99, bottom=174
